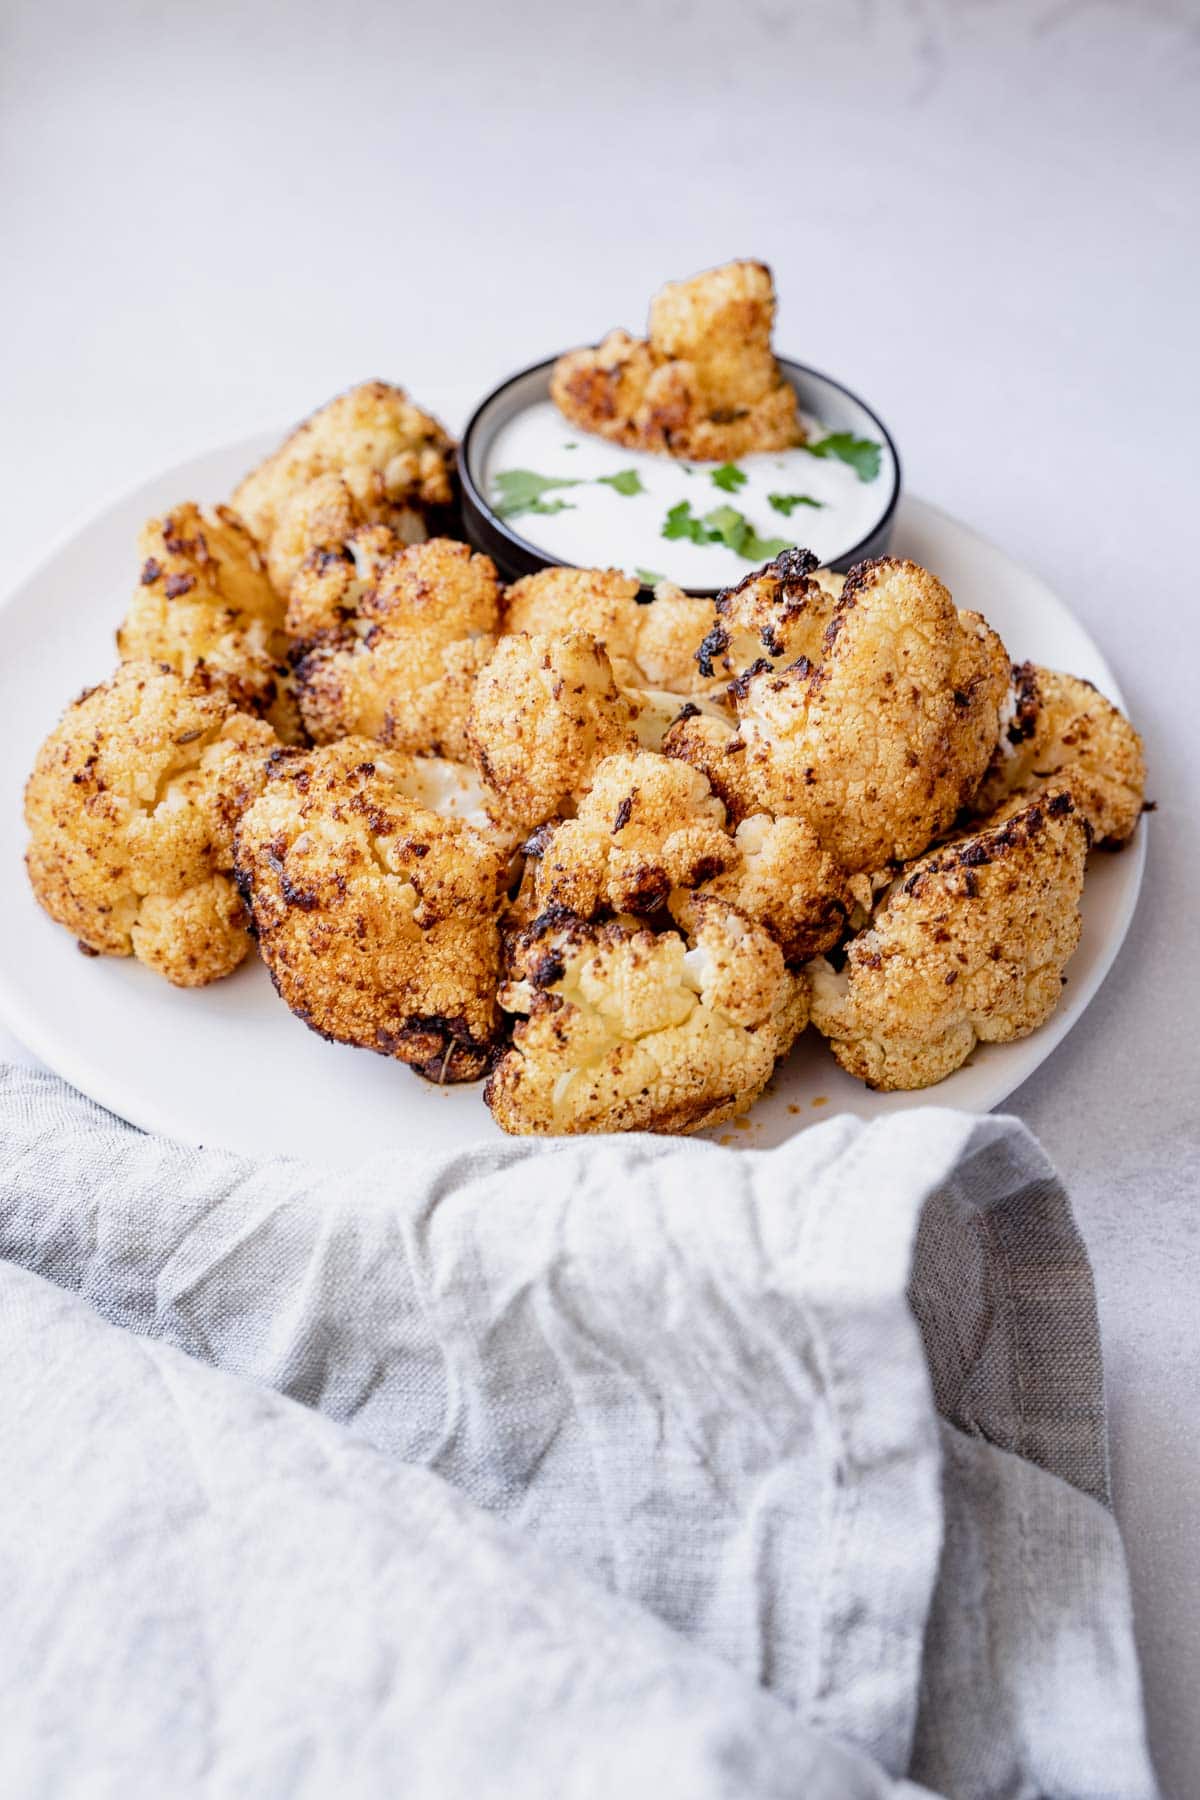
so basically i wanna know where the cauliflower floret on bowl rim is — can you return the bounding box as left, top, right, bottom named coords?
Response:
left=806, top=788, right=1090, bottom=1091
left=233, top=737, right=507, bottom=1083
left=550, top=260, right=802, bottom=462
left=24, top=660, right=278, bottom=986
left=485, top=898, right=808, bottom=1136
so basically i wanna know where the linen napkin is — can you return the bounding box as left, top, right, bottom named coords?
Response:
left=0, top=1066, right=1158, bottom=1798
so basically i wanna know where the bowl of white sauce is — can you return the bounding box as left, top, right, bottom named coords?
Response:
left=458, top=355, right=900, bottom=594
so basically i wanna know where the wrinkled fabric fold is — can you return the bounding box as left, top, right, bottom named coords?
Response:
left=0, top=1067, right=1157, bottom=1798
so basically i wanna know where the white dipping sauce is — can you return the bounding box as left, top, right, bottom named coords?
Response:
left=484, top=401, right=894, bottom=588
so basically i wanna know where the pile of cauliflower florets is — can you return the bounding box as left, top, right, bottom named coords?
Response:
left=24, top=379, right=1147, bottom=1137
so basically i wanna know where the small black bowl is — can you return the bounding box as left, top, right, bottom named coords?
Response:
left=457, top=353, right=901, bottom=595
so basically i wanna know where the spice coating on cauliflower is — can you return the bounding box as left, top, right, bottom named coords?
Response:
left=551, top=261, right=802, bottom=461
left=972, top=664, right=1146, bottom=850
left=807, top=790, right=1088, bottom=1091
left=285, top=521, right=400, bottom=643
left=696, top=547, right=840, bottom=686
left=466, top=631, right=642, bottom=832
left=232, top=381, right=457, bottom=594
left=233, top=739, right=506, bottom=1082
left=728, top=557, right=1010, bottom=872
left=25, top=661, right=277, bottom=985
left=117, top=503, right=301, bottom=741
left=682, top=812, right=852, bottom=965
left=292, top=538, right=501, bottom=760
left=529, top=751, right=734, bottom=918
left=504, top=566, right=721, bottom=695
left=485, top=903, right=807, bottom=1136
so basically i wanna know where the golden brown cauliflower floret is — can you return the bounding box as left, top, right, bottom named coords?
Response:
left=117, top=503, right=301, bottom=742
left=550, top=261, right=802, bottom=461
left=504, top=566, right=720, bottom=696
left=661, top=708, right=763, bottom=826
left=285, top=521, right=400, bottom=642
left=681, top=813, right=853, bottom=966
left=526, top=749, right=850, bottom=967
left=267, top=474, right=388, bottom=625
left=233, top=739, right=506, bottom=1082
left=466, top=631, right=643, bottom=832
left=292, top=538, right=501, bottom=760
left=485, top=902, right=807, bottom=1136
left=696, top=547, right=841, bottom=685
left=232, top=381, right=457, bottom=594
left=972, top=663, right=1146, bottom=850
left=25, top=661, right=277, bottom=985
left=807, top=790, right=1089, bottom=1091
left=727, top=557, right=1010, bottom=872
left=529, top=751, right=734, bottom=918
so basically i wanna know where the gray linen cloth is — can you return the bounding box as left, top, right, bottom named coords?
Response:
left=0, top=1065, right=1158, bottom=1799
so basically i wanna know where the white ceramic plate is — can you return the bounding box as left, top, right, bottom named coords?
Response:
left=0, top=434, right=1144, bottom=1166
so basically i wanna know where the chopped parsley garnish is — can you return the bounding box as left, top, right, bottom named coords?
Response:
left=562, top=441, right=578, bottom=450
left=801, top=433, right=882, bottom=482
left=710, top=462, right=747, bottom=493
left=661, top=500, right=790, bottom=561
left=492, top=469, right=581, bottom=519
left=492, top=465, right=648, bottom=518
left=741, top=526, right=795, bottom=561
left=768, top=492, right=824, bottom=516
left=662, top=500, right=707, bottom=543
left=596, top=468, right=645, bottom=497
left=635, top=567, right=665, bottom=586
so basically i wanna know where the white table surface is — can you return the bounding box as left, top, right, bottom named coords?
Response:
left=2, top=0, right=1197, bottom=1789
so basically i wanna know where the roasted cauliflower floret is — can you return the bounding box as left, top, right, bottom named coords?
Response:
left=117, top=503, right=301, bottom=741
left=504, top=565, right=720, bottom=695
left=292, top=538, right=501, bottom=760
left=285, top=521, right=400, bottom=642
left=807, top=790, right=1089, bottom=1091
left=25, top=661, right=277, bottom=985
left=530, top=751, right=734, bottom=917
left=726, top=557, right=1010, bottom=872
left=550, top=260, right=802, bottom=461
left=696, top=547, right=840, bottom=685
left=466, top=631, right=643, bottom=831
left=485, top=903, right=807, bottom=1136
left=682, top=813, right=852, bottom=965
left=232, top=381, right=457, bottom=594
left=661, top=707, right=763, bottom=827
left=972, top=663, right=1146, bottom=849
left=233, top=739, right=506, bottom=1082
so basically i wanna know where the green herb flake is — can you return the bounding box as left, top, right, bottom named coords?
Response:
left=662, top=500, right=708, bottom=543
left=768, top=492, right=825, bottom=517
left=740, top=526, right=794, bottom=561
left=562, top=441, right=578, bottom=450
left=700, top=504, right=749, bottom=551
left=660, top=500, right=790, bottom=562
left=595, top=469, right=645, bottom=497
left=710, top=462, right=747, bottom=493
left=635, top=568, right=665, bottom=587
left=801, top=433, right=882, bottom=482
left=492, top=468, right=582, bottom=519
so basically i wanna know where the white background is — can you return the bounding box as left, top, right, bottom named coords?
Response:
left=2, top=0, right=1198, bottom=1790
